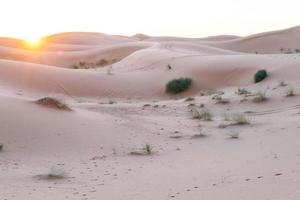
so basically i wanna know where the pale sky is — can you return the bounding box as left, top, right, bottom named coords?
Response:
left=0, top=0, right=299, bottom=40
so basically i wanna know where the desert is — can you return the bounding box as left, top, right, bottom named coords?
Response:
left=1, top=25, right=300, bottom=200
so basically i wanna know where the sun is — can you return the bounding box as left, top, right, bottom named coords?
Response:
left=23, top=36, right=43, bottom=50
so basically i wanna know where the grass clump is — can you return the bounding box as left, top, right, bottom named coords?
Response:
left=201, top=89, right=224, bottom=96
left=254, top=69, right=268, bottom=83
left=236, top=88, right=251, bottom=96
left=232, top=113, right=250, bottom=125
left=213, top=95, right=230, bottom=104
left=130, top=144, right=153, bottom=156
left=72, top=59, right=111, bottom=69
left=199, top=110, right=213, bottom=121
left=47, top=167, right=67, bottom=179
left=252, top=91, right=267, bottom=103
left=286, top=88, right=295, bottom=97
left=143, top=144, right=152, bottom=155
left=279, top=81, right=288, bottom=87
left=166, top=77, right=192, bottom=94
left=35, top=166, right=67, bottom=180
left=191, top=129, right=208, bottom=138
left=35, top=97, right=72, bottom=111
left=228, top=131, right=240, bottom=139
left=190, top=106, right=212, bottom=121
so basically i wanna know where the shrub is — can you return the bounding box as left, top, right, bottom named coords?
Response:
left=236, top=88, right=251, bottom=96
left=34, top=166, right=67, bottom=180
left=191, top=129, right=207, bottom=138
left=143, top=144, right=152, bottom=154
left=166, top=77, right=192, bottom=94
left=190, top=106, right=212, bottom=121
left=254, top=70, right=268, bottom=83
left=130, top=144, right=153, bottom=155
left=286, top=88, right=295, bottom=97
left=198, top=110, right=213, bottom=121
left=96, top=59, right=109, bottom=66
left=228, top=131, right=240, bottom=139
left=252, top=91, right=267, bottom=103
left=0, top=143, right=3, bottom=151
left=47, top=167, right=67, bottom=179
left=232, top=113, right=249, bottom=125
left=213, top=95, right=230, bottom=104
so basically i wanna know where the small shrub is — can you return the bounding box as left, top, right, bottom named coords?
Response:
left=0, top=143, right=3, bottom=151
left=166, top=77, right=192, bottom=94
left=190, top=106, right=201, bottom=119
left=232, top=113, right=249, bottom=125
left=47, top=167, right=67, bottom=179
left=286, top=88, right=295, bottom=97
left=96, top=59, right=109, bottom=66
left=190, top=106, right=212, bottom=121
left=252, top=91, right=267, bottom=103
left=199, top=110, right=212, bottom=121
left=201, top=89, right=224, bottom=96
left=254, top=70, right=268, bottom=83
left=213, top=95, right=230, bottom=104
left=143, top=144, right=152, bottom=154
left=228, top=131, right=240, bottom=139
left=279, top=81, right=287, bottom=87
left=130, top=144, right=153, bottom=155
left=236, top=88, right=251, bottom=96
left=191, top=129, right=207, bottom=138
left=184, top=97, right=195, bottom=102
left=35, top=166, right=67, bottom=180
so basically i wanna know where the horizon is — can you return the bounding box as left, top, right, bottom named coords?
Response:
left=1, top=0, right=300, bottom=40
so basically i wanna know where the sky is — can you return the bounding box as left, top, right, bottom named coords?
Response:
left=0, top=0, right=299, bottom=40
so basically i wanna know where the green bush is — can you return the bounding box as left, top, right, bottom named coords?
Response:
left=254, top=70, right=268, bottom=83
left=166, top=77, right=192, bottom=94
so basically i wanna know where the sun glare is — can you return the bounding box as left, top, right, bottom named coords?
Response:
left=24, top=37, right=43, bottom=49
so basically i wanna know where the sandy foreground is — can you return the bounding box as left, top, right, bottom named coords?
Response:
left=1, top=26, right=300, bottom=200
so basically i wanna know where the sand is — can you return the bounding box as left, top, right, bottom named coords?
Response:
left=1, top=26, right=300, bottom=200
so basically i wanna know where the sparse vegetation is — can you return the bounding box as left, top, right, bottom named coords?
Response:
left=236, top=88, right=251, bottom=96
left=190, top=106, right=212, bottom=121
left=252, top=91, right=267, bottom=103
left=200, top=110, right=213, bottom=121
left=201, top=89, right=224, bottom=96
left=254, top=69, right=268, bottom=83
left=232, top=113, right=249, bottom=125
left=130, top=144, right=153, bottom=156
left=35, top=97, right=72, bottom=111
left=107, top=67, right=114, bottom=75
left=286, top=88, right=295, bottom=97
left=213, top=95, right=230, bottom=104
left=279, top=81, right=288, bottom=87
left=143, top=144, right=152, bottom=154
left=47, top=167, right=67, bottom=179
left=166, top=77, right=192, bottom=94
left=35, top=166, right=67, bottom=180
left=191, top=129, right=207, bottom=138
left=184, top=97, right=195, bottom=102
left=228, top=131, right=240, bottom=139
left=72, top=58, right=113, bottom=69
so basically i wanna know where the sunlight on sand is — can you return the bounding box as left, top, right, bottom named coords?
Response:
left=23, top=37, right=43, bottom=50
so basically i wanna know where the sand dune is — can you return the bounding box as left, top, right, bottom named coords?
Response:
left=1, top=26, right=300, bottom=200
